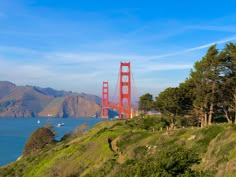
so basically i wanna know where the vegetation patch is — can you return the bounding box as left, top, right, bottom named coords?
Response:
left=22, top=127, right=56, bottom=156
left=193, top=125, right=224, bottom=153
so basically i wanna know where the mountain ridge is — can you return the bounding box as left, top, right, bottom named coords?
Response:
left=0, top=81, right=101, bottom=118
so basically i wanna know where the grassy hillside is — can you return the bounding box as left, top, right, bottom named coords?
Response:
left=1, top=117, right=236, bottom=177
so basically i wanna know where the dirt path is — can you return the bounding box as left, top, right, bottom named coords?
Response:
left=111, top=137, right=125, bottom=164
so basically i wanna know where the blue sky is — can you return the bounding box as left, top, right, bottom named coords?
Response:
left=1, top=0, right=236, bottom=98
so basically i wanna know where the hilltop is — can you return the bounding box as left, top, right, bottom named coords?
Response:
left=0, top=81, right=101, bottom=118
left=1, top=116, right=236, bottom=176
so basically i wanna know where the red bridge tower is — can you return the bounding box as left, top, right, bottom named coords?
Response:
left=101, top=81, right=109, bottom=118
left=101, top=62, right=134, bottom=119
left=119, top=62, right=131, bottom=118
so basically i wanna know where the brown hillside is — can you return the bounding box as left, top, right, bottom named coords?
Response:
left=39, top=96, right=101, bottom=118
left=0, top=86, right=54, bottom=117
left=0, top=81, right=101, bottom=118
left=0, top=81, right=16, bottom=99
left=38, top=97, right=65, bottom=117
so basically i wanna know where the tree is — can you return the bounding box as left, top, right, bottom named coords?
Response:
left=155, top=87, right=181, bottom=128
left=219, top=43, right=236, bottom=123
left=138, top=93, right=153, bottom=113
left=23, top=127, right=55, bottom=156
left=178, top=78, right=195, bottom=114
left=190, top=45, right=221, bottom=127
left=178, top=79, right=199, bottom=126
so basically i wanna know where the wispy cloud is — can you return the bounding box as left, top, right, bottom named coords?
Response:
left=184, top=35, right=236, bottom=52
left=188, top=25, right=236, bottom=32
left=0, top=30, right=64, bottom=37
left=0, top=59, right=55, bottom=80
left=148, top=35, right=236, bottom=61
left=2, top=32, right=236, bottom=66
left=0, top=45, right=40, bottom=55
left=45, top=52, right=123, bottom=63
left=1, top=32, right=236, bottom=95
left=145, top=64, right=193, bottom=71
left=45, top=52, right=193, bottom=72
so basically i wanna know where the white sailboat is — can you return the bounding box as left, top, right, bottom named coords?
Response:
left=56, top=122, right=64, bottom=127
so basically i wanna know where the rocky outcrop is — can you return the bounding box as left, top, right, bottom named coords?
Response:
left=61, top=96, right=101, bottom=117
left=30, top=85, right=101, bottom=117
left=38, top=96, right=101, bottom=118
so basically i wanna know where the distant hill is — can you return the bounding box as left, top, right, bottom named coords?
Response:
left=0, top=81, right=101, bottom=118
left=0, top=81, right=16, bottom=99
left=38, top=96, right=100, bottom=118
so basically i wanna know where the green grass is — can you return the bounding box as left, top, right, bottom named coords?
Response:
left=2, top=119, right=236, bottom=177
left=193, top=125, right=224, bottom=153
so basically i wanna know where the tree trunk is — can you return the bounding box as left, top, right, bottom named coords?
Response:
left=201, top=116, right=205, bottom=128
left=223, top=107, right=232, bottom=123
left=204, top=113, right=208, bottom=127
left=198, top=107, right=205, bottom=127
left=170, top=114, right=175, bottom=129
left=234, top=111, right=236, bottom=124
left=208, top=82, right=216, bottom=125
left=208, top=103, right=214, bottom=125
left=234, top=91, right=236, bottom=124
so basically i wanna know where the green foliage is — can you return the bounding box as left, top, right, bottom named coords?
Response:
left=152, top=43, right=236, bottom=127
left=155, top=87, right=182, bottom=116
left=125, top=116, right=169, bottom=130
left=194, top=125, right=224, bottom=153
left=139, top=93, right=154, bottom=112
left=3, top=119, right=236, bottom=177
left=116, top=131, right=150, bottom=152
left=84, top=159, right=117, bottom=177
left=115, top=145, right=202, bottom=177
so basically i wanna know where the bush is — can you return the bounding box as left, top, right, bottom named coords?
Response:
left=61, top=123, right=89, bottom=141
left=115, top=145, right=203, bottom=177
left=23, top=127, right=55, bottom=156
left=125, top=116, right=169, bottom=131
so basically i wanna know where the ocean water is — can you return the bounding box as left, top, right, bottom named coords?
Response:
left=0, top=117, right=103, bottom=167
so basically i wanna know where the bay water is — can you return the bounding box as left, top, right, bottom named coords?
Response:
left=0, top=117, right=103, bottom=167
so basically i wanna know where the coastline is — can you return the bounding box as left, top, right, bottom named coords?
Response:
left=0, top=117, right=103, bottom=167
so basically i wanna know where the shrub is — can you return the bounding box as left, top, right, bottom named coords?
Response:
left=114, top=145, right=202, bottom=177
left=125, top=116, right=169, bottom=131
left=61, top=123, right=89, bottom=141
left=23, top=127, right=55, bottom=156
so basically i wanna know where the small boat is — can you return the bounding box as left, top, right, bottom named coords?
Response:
left=37, top=120, right=40, bottom=124
left=56, top=123, right=65, bottom=127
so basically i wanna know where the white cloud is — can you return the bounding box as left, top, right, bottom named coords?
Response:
left=0, top=45, right=41, bottom=55
left=0, top=59, right=54, bottom=81
left=189, top=25, right=236, bottom=33
left=146, top=63, right=193, bottom=71
left=184, top=35, right=236, bottom=52
left=148, top=35, right=236, bottom=61
left=45, top=52, right=124, bottom=63
left=1, top=33, right=236, bottom=96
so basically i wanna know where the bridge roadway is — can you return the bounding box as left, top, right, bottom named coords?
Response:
left=103, top=102, right=137, bottom=118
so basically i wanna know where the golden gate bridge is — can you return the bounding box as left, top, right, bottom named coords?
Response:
left=101, top=62, right=138, bottom=119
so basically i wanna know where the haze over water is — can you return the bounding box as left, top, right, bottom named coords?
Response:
left=0, top=117, right=103, bottom=166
